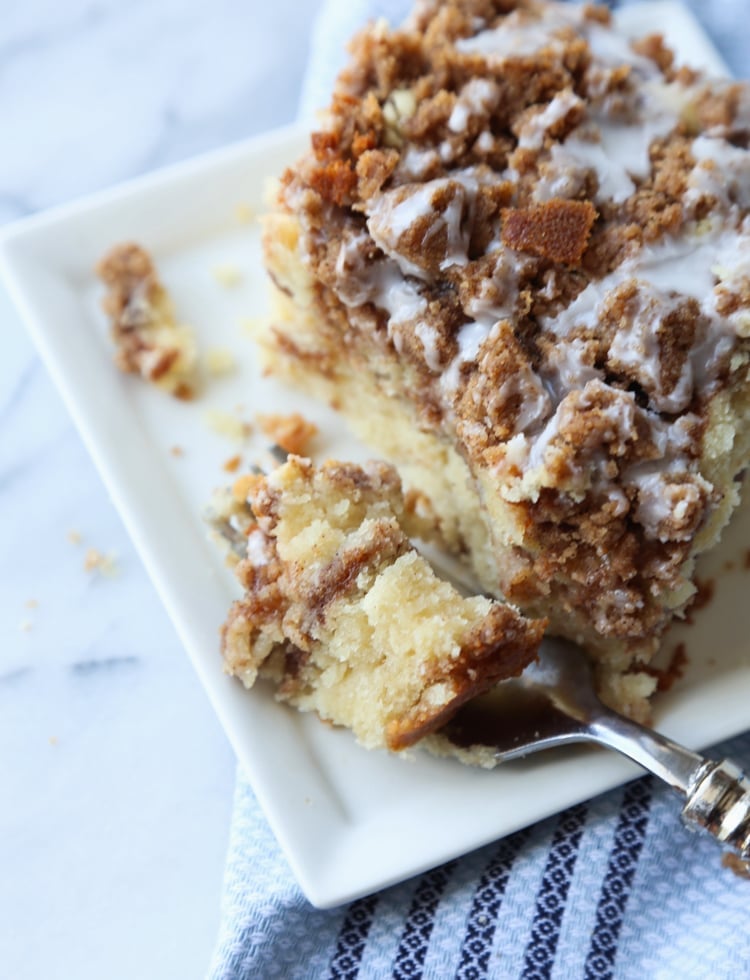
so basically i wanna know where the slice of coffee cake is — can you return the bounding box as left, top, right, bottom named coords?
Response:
left=258, top=0, right=750, bottom=720
left=218, top=456, right=545, bottom=751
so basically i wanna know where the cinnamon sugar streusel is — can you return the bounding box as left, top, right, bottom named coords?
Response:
left=258, top=0, right=750, bottom=722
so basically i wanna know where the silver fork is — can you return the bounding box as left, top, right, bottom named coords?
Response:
left=445, top=637, right=750, bottom=861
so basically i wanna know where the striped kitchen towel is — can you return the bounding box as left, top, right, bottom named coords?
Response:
left=209, top=734, right=750, bottom=978
left=209, top=1, right=750, bottom=976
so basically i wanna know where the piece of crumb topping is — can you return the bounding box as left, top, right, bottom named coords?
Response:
left=256, top=412, right=318, bottom=456
left=97, top=243, right=197, bottom=399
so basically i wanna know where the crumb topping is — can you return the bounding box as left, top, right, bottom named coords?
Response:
left=500, top=198, right=597, bottom=264
left=256, top=412, right=319, bottom=456
left=97, top=243, right=197, bottom=398
left=270, top=0, right=750, bottom=643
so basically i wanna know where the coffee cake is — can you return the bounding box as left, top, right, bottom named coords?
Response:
left=257, top=0, right=750, bottom=721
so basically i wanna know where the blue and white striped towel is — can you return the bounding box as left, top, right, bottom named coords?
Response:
left=209, top=3, right=750, bottom=976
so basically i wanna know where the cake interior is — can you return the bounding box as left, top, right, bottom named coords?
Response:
left=216, top=456, right=545, bottom=753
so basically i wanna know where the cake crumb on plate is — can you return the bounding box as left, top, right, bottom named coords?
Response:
left=203, top=408, right=252, bottom=442
left=212, top=264, right=243, bottom=288
left=83, top=548, right=118, bottom=576
left=256, top=412, right=318, bottom=455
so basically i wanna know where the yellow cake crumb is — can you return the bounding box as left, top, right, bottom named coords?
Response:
left=240, top=316, right=262, bottom=337
left=235, top=202, right=256, bottom=224
left=205, top=347, right=237, bottom=377
left=212, top=264, right=243, bottom=288
left=83, top=548, right=118, bottom=576
left=203, top=409, right=252, bottom=442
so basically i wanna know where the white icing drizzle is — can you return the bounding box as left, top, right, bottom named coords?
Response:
left=376, top=271, right=428, bottom=354
left=598, top=111, right=672, bottom=179
left=494, top=363, right=552, bottom=434
left=557, top=133, right=636, bottom=203
left=414, top=321, right=442, bottom=372
left=366, top=176, right=476, bottom=278
left=332, top=240, right=429, bottom=354
left=548, top=224, right=743, bottom=340
left=448, top=78, right=500, bottom=133
left=541, top=80, right=683, bottom=205
left=397, top=145, right=440, bottom=180
left=334, top=232, right=375, bottom=306
left=441, top=318, right=494, bottom=396
left=606, top=287, right=697, bottom=414
left=517, top=89, right=583, bottom=150
left=475, top=131, right=495, bottom=153
left=245, top=527, right=272, bottom=566
left=541, top=223, right=742, bottom=414
left=533, top=143, right=592, bottom=202
left=456, top=2, right=657, bottom=80
left=455, top=3, right=580, bottom=60
left=584, top=22, right=658, bottom=79
left=464, top=249, right=531, bottom=322
left=687, top=135, right=750, bottom=209
left=542, top=336, right=601, bottom=399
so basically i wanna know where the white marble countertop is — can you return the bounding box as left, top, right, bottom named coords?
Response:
left=0, top=2, right=323, bottom=977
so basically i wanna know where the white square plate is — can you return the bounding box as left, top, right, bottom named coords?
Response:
left=2, top=1, right=748, bottom=909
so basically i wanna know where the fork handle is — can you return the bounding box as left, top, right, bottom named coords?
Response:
left=589, top=714, right=750, bottom=860
left=681, top=759, right=750, bottom=858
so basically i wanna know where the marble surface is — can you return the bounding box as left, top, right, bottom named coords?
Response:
left=0, top=2, right=323, bottom=978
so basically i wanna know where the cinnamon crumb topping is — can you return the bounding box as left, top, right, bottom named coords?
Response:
left=263, top=0, right=750, bottom=661
left=97, top=243, right=197, bottom=397
left=501, top=199, right=597, bottom=265
left=256, top=412, right=318, bottom=456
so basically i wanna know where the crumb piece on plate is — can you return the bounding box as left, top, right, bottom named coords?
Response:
left=256, top=412, right=318, bottom=455
left=19, top=620, right=32, bottom=633
left=203, top=408, right=252, bottom=442
left=212, top=264, right=243, bottom=288
left=219, top=456, right=545, bottom=753
left=25, top=599, right=38, bottom=609
left=83, top=548, right=118, bottom=576
left=223, top=454, right=242, bottom=473
left=170, top=445, right=185, bottom=458
left=205, top=347, right=237, bottom=377
left=235, top=202, right=256, bottom=224
left=97, top=242, right=197, bottom=398
left=240, top=316, right=262, bottom=338
left=67, top=529, right=82, bottom=546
